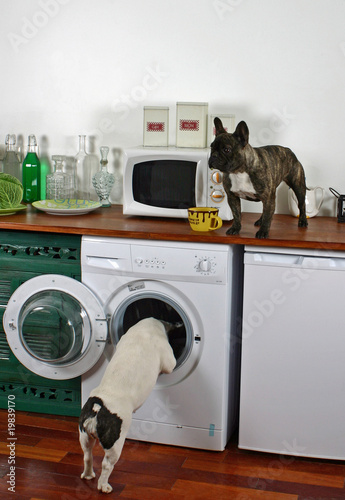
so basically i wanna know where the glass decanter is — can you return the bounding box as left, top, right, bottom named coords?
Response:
left=3, top=134, right=21, bottom=180
left=46, top=155, right=74, bottom=200
left=92, top=146, right=115, bottom=207
left=74, top=135, right=89, bottom=199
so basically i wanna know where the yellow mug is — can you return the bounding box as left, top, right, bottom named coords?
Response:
left=188, top=207, right=223, bottom=232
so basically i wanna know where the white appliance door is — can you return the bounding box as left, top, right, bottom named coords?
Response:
left=239, top=247, right=345, bottom=459
left=3, top=274, right=108, bottom=380
left=105, top=279, right=203, bottom=389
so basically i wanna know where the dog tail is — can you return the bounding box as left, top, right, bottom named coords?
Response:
left=79, top=396, right=104, bottom=437
left=79, top=396, right=124, bottom=450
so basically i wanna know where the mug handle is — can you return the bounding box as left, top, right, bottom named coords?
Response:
left=314, top=187, right=325, bottom=210
left=210, top=216, right=223, bottom=230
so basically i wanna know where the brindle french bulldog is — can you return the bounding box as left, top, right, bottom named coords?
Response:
left=209, top=118, right=308, bottom=239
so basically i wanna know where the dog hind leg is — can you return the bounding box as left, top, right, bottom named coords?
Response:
left=293, top=186, right=308, bottom=228
left=98, top=435, right=126, bottom=493
left=79, top=430, right=96, bottom=480
left=285, top=162, right=308, bottom=228
left=287, top=173, right=308, bottom=228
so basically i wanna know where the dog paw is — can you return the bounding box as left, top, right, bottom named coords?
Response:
left=81, top=470, right=95, bottom=480
left=255, top=228, right=269, bottom=239
left=226, top=226, right=241, bottom=235
left=254, top=217, right=262, bottom=227
left=298, top=218, right=308, bottom=228
left=98, top=481, right=113, bottom=493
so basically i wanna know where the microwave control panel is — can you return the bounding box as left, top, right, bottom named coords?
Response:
left=207, top=169, right=232, bottom=220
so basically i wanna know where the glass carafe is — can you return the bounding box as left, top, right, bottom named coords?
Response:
left=92, top=146, right=115, bottom=207
left=3, top=134, right=21, bottom=180
left=46, top=155, right=74, bottom=200
left=39, top=136, right=51, bottom=200
left=74, top=135, right=90, bottom=199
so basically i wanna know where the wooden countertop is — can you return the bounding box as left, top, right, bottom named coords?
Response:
left=0, top=204, right=345, bottom=250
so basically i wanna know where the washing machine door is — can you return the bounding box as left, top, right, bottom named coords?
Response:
left=105, top=279, right=203, bottom=388
left=3, top=274, right=108, bottom=380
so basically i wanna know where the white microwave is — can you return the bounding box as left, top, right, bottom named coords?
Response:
left=122, top=147, right=231, bottom=220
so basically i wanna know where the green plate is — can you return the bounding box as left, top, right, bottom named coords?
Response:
left=0, top=205, right=27, bottom=216
left=32, top=199, right=102, bottom=215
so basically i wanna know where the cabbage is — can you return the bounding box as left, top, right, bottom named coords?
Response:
left=0, top=173, right=24, bottom=209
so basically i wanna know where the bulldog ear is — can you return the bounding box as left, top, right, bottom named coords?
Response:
left=214, top=117, right=227, bottom=136
left=233, top=121, right=249, bottom=146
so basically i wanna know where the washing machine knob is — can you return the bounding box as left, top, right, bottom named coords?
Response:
left=198, top=258, right=211, bottom=272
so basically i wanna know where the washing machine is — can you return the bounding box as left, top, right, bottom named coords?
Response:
left=3, top=237, right=243, bottom=451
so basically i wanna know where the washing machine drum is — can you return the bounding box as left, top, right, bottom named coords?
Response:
left=3, top=275, right=108, bottom=380
left=110, top=294, right=193, bottom=371
left=106, top=281, right=204, bottom=387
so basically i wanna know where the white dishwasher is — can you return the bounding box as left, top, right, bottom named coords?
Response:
left=239, top=245, right=345, bottom=460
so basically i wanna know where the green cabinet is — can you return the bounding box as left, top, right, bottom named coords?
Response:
left=0, top=231, right=82, bottom=416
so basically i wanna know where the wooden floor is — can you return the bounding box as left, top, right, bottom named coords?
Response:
left=1, top=409, right=345, bottom=499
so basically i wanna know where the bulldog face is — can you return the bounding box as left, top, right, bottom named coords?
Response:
left=209, top=118, right=249, bottom=174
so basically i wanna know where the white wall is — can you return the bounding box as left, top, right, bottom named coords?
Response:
left=1, top=0, right=345, bottom=214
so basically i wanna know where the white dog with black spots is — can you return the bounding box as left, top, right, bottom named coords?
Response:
left=79, top=317, right=176, bottom=493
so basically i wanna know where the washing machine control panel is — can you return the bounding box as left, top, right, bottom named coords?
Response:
left=82, top=238, right=230, bottom=284
left=134, top=257, right=167, bottom=268
left=131, top=245, right=228, bottom=283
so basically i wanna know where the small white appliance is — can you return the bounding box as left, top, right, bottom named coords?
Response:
left=122, top=147, right=231, bottom=220
left=3, top=237, right=242, bottom=451
left=239, top=245, right=345, bottom=460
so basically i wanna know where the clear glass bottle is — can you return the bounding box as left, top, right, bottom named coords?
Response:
left=3, top=134, right=21, bottom=180
left=39, top=136, right=51, bottom=200
left=22, top=135, right=41, bottom=203
left=74, top=135, right=90, bottom=199
left=92, top=146, right=115, bottom=207
left=46, top=155, right=74, bottom=200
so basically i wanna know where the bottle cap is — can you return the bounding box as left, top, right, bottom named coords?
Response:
left=28, top=134, right=37, bottom=146
left=6, top=134, right=16, bottom=146
left=52, top=155, right=66, bottom=162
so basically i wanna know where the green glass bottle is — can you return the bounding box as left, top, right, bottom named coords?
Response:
left=22, top=135, right=41, bottom=203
